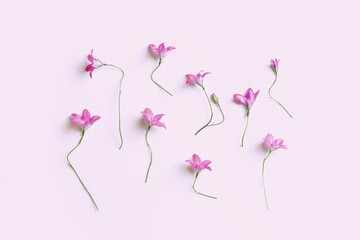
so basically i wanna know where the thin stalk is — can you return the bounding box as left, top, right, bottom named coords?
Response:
left=192, top=172, right=217, bottom=199
left=241, top=110, right=249, bottom=147
left=269, top=73, right=293, bottom=118
left=195, top=85, right=213, bottom=135
left=262, top=150, right=272, bottom=210
left=145, top=126, right=153, bottom=183
left=208, top=104, right=225, bottom=127
left=102, top=63, right=125, bottom=149
left=66, top=130, right=99, bottom=211
left=150, top=59, right=173, bottom=96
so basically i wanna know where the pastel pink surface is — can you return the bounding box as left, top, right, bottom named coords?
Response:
left=3, top=1, right=360, bottom=239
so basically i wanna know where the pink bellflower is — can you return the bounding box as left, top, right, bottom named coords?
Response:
left=67, top=109, right=101, bottom=210
left=233, top=88, right=260, bottom=147
left=185, top=154, right=217, bottom=199
left=148, top=43, right=175, bottom=96
left=141, top=108, right=166, bottom=183
left=86, top=49, right=126, bottom=149
left=186, top=71, right=225, bottom=135
left=261, top=133, right=287, bottom=209
left=268, top=58, right=293, bottom=118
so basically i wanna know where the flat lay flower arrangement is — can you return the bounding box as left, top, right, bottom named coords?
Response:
left=66, top=44, right=292, bottom=210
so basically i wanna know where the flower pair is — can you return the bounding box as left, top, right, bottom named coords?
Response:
left=186, top=71, right=225, bottom=135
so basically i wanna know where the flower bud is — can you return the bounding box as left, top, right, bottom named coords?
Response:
left=211, top=93, right=219, bottom=105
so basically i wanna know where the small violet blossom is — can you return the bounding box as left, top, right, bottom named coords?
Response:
left=270, top=58, right=280, bottom=73
left=141, top=108, right=166, bottom=183
left=149, top=43, right=176, bottom=60
left=85, top=50, right=103, bottom=79
left=261, top=133, right=287, bottom=210
left=185, top=71, right=211, bottom=85
left=185, top=154, right=217, bottom=199
left=233, top=88, right=260, bottom=110
left=263, top=133, right=288, bottom=151
left=186, top=154, right=212, bottom=172
left=148, top=43, right=175, bottom=96
left=71, top=109, right=101, bottom=131
left=67, top=109, right=101, bottom=210
left=268, top=58, right=293, bottom=118
left=85, top=49, right=126, bottom=149
left=141, top=107, right=166, bottom=129
left=233, top=88, right=260, bottom=147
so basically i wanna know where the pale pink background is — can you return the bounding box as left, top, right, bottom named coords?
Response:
left=1, top=0, right=360, bottom=239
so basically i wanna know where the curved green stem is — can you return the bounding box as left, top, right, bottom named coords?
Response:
left=208, top=105, right=225, bottom=127
left=262, top=150, right=272, bottom=210
left=102, top=63, right=125, bottom=149
left=241, top=111, right=249, bottom=147
left=66, top=130, right=99, bottom=211
left=192, top=172, right=217, bottom=199
left=150, top=60, right=173, bottom=96
left=145, top=126, right=153, bottom=183
left=195, top=85, right=214, bottom=135
left=269, top=74, right=293, bottom=118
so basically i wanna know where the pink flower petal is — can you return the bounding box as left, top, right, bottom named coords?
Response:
left=193, top=154, right=201, bottom=165
left=90, top=115, right=101, bottom=124
left=85, top=65, right=95, bottom=72
left=200, top=160, right=212, bottom=171
left=141, top=108, right=154, bottom=124
left=153, top=114, right=164, bottom=122
left=186, top=74, right=196, bottom=84
left=185, top=159, right=197, bottom=169
left=153, top=122, right=166, bottom=129
left=158, top=43, right=165, bottom=52
left=234, top=94, right=246, bottom=105
left=201, top=72, right=211, bottom=78
left=82, top=109, right=91, bottom=122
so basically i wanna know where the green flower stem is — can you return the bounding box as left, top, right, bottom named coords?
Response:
left=192, top=172, right=217, bottom=199
left=269, top=73, right=293, bottom=118
left=208, top=104, right=225, bottom=127
left=241, top=110, right=249, bottom=147
left=102, top=63, right=125, bottom=150
left=144, top=126, right=153, bottom=183
left=150, top=59, right=173, bottom=96
left=66, top=130, right=99, bottom=211
left=195, top=85, right=214, bottom=135
left=262, top=150, right=272, bottom=210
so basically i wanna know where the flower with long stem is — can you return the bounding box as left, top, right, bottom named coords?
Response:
left=67, top=109, right=100, bottom=210
left=86, top=49, right=125, bottom=149
left=185, top=154, right=217, bottom=199
left=261, top=133, right=287, bottom=209
left=141, top=107, right=166, bottom=183
left=233, top=88, right=259, bottom=147
left=269, top=58, right=293, bottom=118
left=148, top=43, right=175, bottom=96
left=186, top=71, right=215, bottom=135
left=208, top=93, right=225, bottom=127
